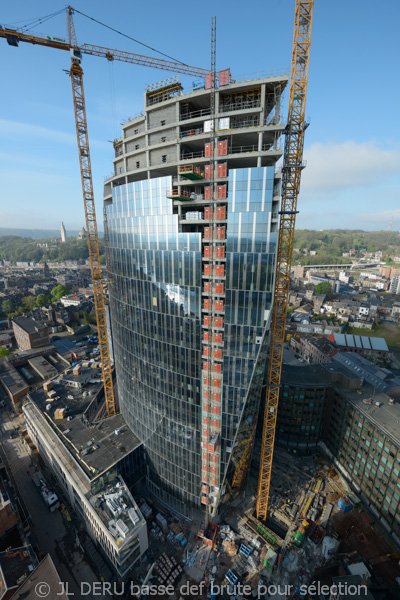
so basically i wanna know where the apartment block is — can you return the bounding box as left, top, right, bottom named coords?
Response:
left=12, top=317, right=49, bottom=351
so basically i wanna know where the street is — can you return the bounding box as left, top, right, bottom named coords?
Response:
left=282, top=347, right=304, bottom=366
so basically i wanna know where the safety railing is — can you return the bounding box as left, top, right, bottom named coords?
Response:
left=181, top=150, right=205, bottom=160
left=180, top=107, right=211, bottom=121
left=220, top=99, right=261, bottom=113
left=180, top=127, right=204, bottom=139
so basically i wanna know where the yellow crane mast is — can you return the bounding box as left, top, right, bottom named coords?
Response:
left=1, top=7, right=207, bottom=417
left=256, top=0, right=314, bottom=521
left=67, top=8, right=116, bottom=417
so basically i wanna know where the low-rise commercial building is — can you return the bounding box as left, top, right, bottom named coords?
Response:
left=23, top=368, right=147, bottom=578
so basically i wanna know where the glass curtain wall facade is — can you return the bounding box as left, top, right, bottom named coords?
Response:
left=106, top=167, right=277, bottom=516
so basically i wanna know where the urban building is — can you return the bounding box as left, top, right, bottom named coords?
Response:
left=23, top=367, right=148, bottom=579
left=327, top=333, right=389, bottom=359
left=60, top=294, right=83, bottom=307
left=291, top=335, right=338, bottom=364
left=275, top=359, right=400, bottom=545
left=10, top=555, right=68, bottom=600
left=0, top=333, right=13, bottom=350
left=0, top=546, right=38, bottom=599
left=77, top=227, right=87, bottom=241
left=390, top=273, right=400, bottom=295
left=276, top=365, right=331, bottom=448
left=323, top=375, right=400, bottom=546
left=338, top=271, right=353, bottom=285
left=12, top=317, right=50, bottom=351
left=293, top=265, right=305, bottom=279
left=60, top=222, right=67, bottom=243
left=333, top=352, right=400, bottom=399
left=104, top=72, right=288, bottom=515
left=0, top=359, right=30, bottom=406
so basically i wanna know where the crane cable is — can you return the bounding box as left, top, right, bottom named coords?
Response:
left=5, top=6, right=190, bottom=68
left=70, top=7, right=188, bottom=66
left=4, top=9, right=66, bottom=33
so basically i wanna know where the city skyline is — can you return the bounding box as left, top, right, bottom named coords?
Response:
left=0, top=0, right=399, bottom=232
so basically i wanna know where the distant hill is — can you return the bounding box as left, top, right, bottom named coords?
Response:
left=293, top=229, right=400, bottom=266
left=0, top=228, right=103, bottom=239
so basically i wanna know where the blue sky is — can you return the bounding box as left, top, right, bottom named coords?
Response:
left=0, top=0, right=399, bottom=232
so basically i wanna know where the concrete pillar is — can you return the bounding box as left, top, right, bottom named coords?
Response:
left=274, top=84, right=282, bottom=124
left=260, top=83, right=266, bottom=125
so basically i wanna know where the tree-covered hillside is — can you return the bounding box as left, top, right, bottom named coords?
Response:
left=0, top=236, right=105, bottom=264
left=293, top=230, right=400, bottom=265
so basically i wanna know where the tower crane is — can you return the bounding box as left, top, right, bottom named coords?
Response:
left=1, top=7, right=208, bottom=418
left=256, top=0, right=314, bottom=521
left=231, top=0, right=314, bottom=514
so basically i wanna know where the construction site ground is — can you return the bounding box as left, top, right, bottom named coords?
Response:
left=128, top=448, right=400, bottom=599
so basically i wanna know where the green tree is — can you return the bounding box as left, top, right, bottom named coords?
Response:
left=22, top=296, right=36, bottom=311
left=36, top=294, right=49, bottom=307
left=51, top=285, right=70, bottom=302
left=0, top=347, right=11, bottom=357
left=83, top=311, right=96, bottom=325
left=1, top=300, right=14, bottom=317
left=315, top=282, right=334, bottom=298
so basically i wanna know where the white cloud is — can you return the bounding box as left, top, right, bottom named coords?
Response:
left=301, top=140, right=400, bottom=196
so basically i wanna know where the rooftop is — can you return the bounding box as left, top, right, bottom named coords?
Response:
left=0, top=360, right=29, bottom=398
left=332, top=332, right=388, bottom=352
left=281, top=364, right=330, bottom=387
left=23, top=400, right=144, bottom=556
left=53, top=338, right=85, bottom=355
left=87, top=476, right=144, bottom=548
left=10, top=554, right=67, bottom=600
left=335, top=379, right=400, bottom=445
left=29, top=366, right=141, bottom=480
left=0, top=546, right=37, bottom=594
left=59, top=414, right=141, bottom=480
left=12, top=317, right=47, bottom=334
left=334, top=352, right=400, bottom=394
left=27, top=356, right=58, bottom=380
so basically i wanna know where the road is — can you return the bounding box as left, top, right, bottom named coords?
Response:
left=282, top=347, right=304, bottom=366
left=0, top=411, right=109, bottom=599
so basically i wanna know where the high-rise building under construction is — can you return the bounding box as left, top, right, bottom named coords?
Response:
left=104, top=72, right=288, bottom=516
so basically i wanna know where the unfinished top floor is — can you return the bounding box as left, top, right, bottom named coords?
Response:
left=104, top=73, right=288, bottom=197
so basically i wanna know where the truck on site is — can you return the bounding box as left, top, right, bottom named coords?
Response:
left=31, top=471, right=60, bottom=512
